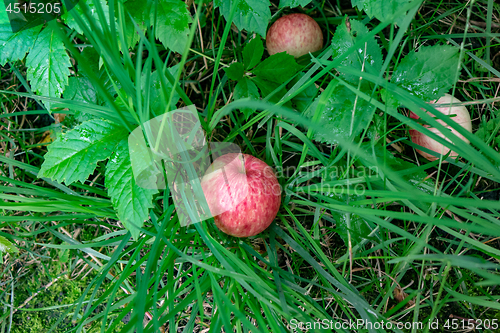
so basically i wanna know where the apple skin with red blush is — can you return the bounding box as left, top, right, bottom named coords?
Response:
left=200, top=153, right=281, bottom=237
left=266, top=13, right=323, bottom=58
left=409, top=93, right=472, bottom=162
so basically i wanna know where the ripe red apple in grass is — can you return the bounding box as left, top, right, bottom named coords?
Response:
left=409, top=93, right=472, bottom=162
left=266, top=13, right=323, bottom=58
left=200, top=153, right=281, bottom=237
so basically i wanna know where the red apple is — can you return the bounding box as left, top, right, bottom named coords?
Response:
left=266, top=13, right=323, bottom=58
left=200, top=153, right=281, bottom=237
left=409, top=94, right=472, bottom=162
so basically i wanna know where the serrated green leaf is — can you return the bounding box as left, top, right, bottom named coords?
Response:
left=0, top=236, right=18, bottom=254
left=391, top=45, right=460, bottom=102
left=38, top=119, right=128, bottom=185
left=252, top=52, right=303, bottom=84
left=224, top=62, right=245, bottom=81
left=279, top=0, right=312, bottom=8
left=352, top=0, right=411, bottom=25
left=26, top=26, right=71, bottom=111
left=305, top=84, right=376, bottom=144
left=152, top=0, right=192, bottom=54
left=242, top=35, right=263, bottom=70
left=214, top=0, right=271, bottom=38
left=234, top=77, right=260, bottom=120
left=331, top=18, right=383, bottom=84
left=105, top=139, right=158, bottom=239
left=0, top=9, right=41, bottom=65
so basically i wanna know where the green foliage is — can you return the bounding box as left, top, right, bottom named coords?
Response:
left=3, top=0, right=500, bottom=332
left=225, top=35, right=303, bottom=119
left=152, top=0, right=193, bottom=54
left=62, top=0, right=111, bottom=35
left=331, top=198, right=373, bottom=246
left=234, top=77, right=260, bottom=119
left=105, top=140, right=158, bottom=240
left=64, top=76, right=98, bottom=105
left=391, top=45, right=460, bottom=102
left=305, top=83, right=377, bottom=144
left=0, top=9, right=41, bottom=65
left=214, top=0, right=271, bottom=37
left=0, top=235, right=18, bottom=253
left=331, top=17, right=383, bottom=84
left=351, top=0, right=411, bottom=24
left=38, top=119, right=128, bottom=185
left=224, top=62, right=245, bottom=80
left=252, top=52, right=303, bottom=84
left=26, top=25, right=72, bottom=111
left=279, top=0, right=313, bottom=8
left=242, top=35, right=264, bottom=70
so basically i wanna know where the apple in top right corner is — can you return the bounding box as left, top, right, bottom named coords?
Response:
left=266, top=13, right=323, bottom=58
left=409, top=93, right=472, bottom=162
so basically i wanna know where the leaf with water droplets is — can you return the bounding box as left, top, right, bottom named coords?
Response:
left=331, top=17, right=383, bottom=84
left=305, top=84, right=376, bottom=144
left=391, top=45, right=459, bottom=102
left=105, top=139, right=158, bottom=240
left=214, top=0, right=271, bottom=38
left=153, top=0, right=192, bottom=54
left=26, top=25, right=71, bottom=111
left=38, top=119, right=128, bottom=185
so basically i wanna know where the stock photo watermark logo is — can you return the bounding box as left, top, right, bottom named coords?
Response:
left=274, top=164, right=378, bottom=199
left=3, top=0, right=79, bottom=33
left=128, top=105, right=250, bottom=227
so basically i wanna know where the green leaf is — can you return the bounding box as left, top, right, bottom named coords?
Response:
left=224, top=62, right=245, bottom=81
left=305, top=84, right=376, bottom=144
left=242, top=35, right=264, bottom=70
left=64, top=76, right=98, bottom=105
left=252, top=52, right=303, bottom=84
left=359, top=143, right=435, bottom=194
left=142, top=65, right=181, bottom=114
left=26, top=26, right=72, bottom=111
left=0, top=236, right=18, bottom=254
left=62, top=0, right=111, bottom=35
left=334, top=211, right=373, bottom=247
left=391, top=45, right=460, bottom=102
left=214, top=0, right=271, bottom=38
left=105, top=139, right=158, bottom=239
left=252, top=76, right=287, bottom=104
left=289, top=73, right=318, bottom=112
left=38, top=119, right=128, bottom=185
left=331, top=17, right=383, bottom=84
left=279, top=0, right=313, bottom=8
left=351, top=0, right=411, bottom=25
left=124, top=0, right=147, bottom=49
left=234, top=77, right=260, bottom=120
left=0, top=9, right=41, bottom=65
left=152, top=0, right=192, bottom=54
